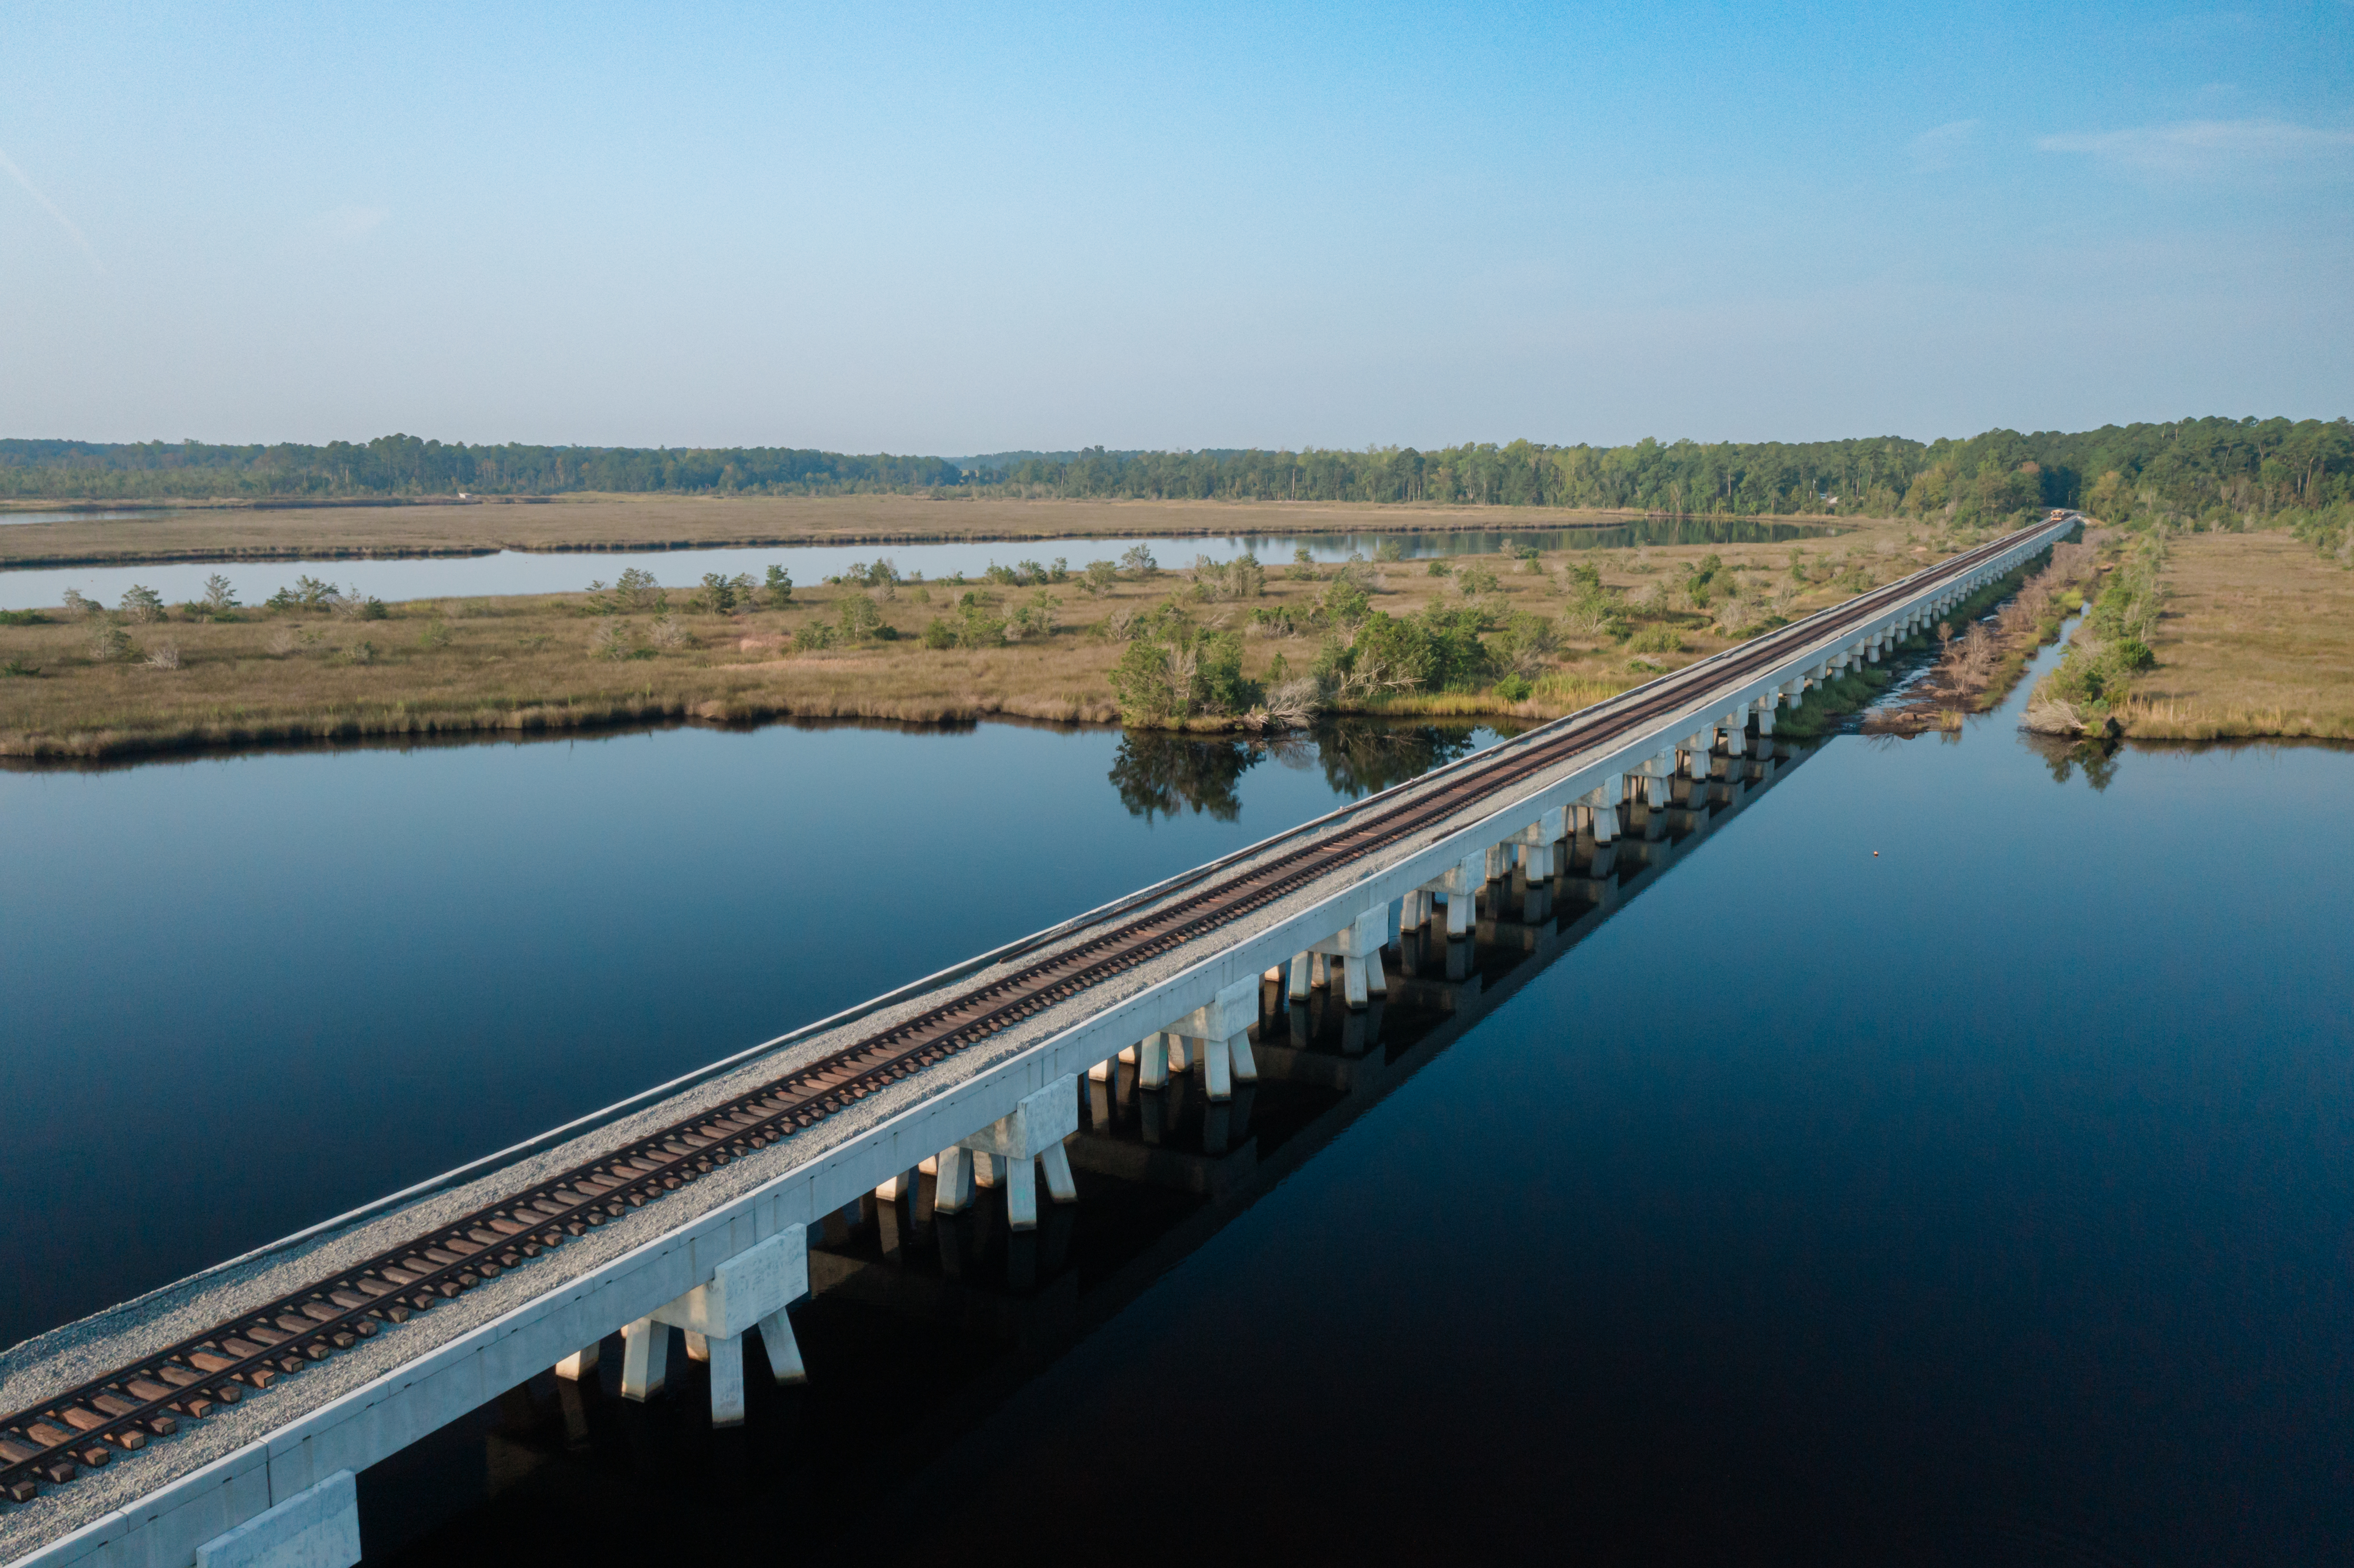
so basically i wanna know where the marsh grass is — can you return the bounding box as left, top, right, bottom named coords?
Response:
left=0, top=517, right=1989, bottom=761
left=2119, top=531, right=2354, bottom=740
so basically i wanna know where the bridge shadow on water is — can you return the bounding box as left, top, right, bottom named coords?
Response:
left=356, top=741, right=1819, bottom=1568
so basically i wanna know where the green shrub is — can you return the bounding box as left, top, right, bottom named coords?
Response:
left=1322, top=576, right=1370, bottom=625
left=0, top=609, right=48, bottom=626
left=1109, top=625, right=1255, bottom=724
left=694, top=571, right=755, bottom=614
left=1628, top=624, right=1687, bottom=655
left=1008, top=592, right=1062, bottom=640
left=1488, top=611, right=1559, bottom=679
left=1493, top=673, right=1532, bottom=701
left=921, top=618, right=956, bottom=649
left=793, top=622, right=836, bottom=653
left=1249, top=604, right=1298, bottom=638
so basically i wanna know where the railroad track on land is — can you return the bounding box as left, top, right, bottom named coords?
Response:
left=0, top=522, right=2065, bottom=1508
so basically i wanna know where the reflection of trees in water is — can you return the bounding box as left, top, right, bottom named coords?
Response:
left=1107, top=721, right=1488, bottom=822
left=2025, top=733, right=2120, bottom=791
left=1312, top=720, right=1483, bottom=798
left=1108, top=734, right=1264, bottom=822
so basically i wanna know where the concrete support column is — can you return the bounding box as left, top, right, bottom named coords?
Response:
left=636, top=1225, right=812, bottom=1423
left=620, top=1317, right=669, bottom=1401
left=757, top=1311, right=806, bottom=1384
left=705, top=1334, right=747, bottom=1427
left=1001, top=1154, right=1039, bottom=1230
left=1041, top=1143, right=1079, bottom=1203
left=955, top=1076, right=1082, bottom=1230
left=934, top=1144, right=977, bottom=1210
left=1288, top=951, right=1312, bottom=1001
left=1756, top=703, right=1776, bottom=737
left=1725, top=704, right=1750, bottom=756
left=1645, top=772, right=1671, bottom=809
left=1420, top=851, right=1485, bottom=941
left=1307, top=907, right=1390, bottom=1011
left=555, top=1340, right=600, bottom=1382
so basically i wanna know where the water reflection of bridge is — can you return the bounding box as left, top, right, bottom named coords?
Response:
left=376, top=740, right=1818, bottom=1563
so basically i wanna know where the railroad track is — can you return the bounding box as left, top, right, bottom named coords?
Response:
left=0, top=521, right=2064, bottom=1508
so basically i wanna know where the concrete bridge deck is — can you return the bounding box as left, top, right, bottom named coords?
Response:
left=0, top=517, right=2073, bottom=1568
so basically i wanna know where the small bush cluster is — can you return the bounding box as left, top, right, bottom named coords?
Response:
left=266, top=575, right=344, bottom=612
left=1109, top=610, right=1252, bottom=725
left=1186, top=553, right=1265, bottom=602
left=590, top=621, right=652, bottom=661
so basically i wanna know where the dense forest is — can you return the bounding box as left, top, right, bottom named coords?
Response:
left=0, top=437, right=960, bottom=501
left=5, top=418, right=2346, bottom=534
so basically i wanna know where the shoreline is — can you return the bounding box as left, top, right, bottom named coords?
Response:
left=0, top=495, right=1844, bottom=571
left=15, top=520, right=2337, bottom=768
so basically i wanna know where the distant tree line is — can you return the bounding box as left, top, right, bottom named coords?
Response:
left=5, top=419, right=2346, bottom=534
left=0, top=435, right=960, bottom=501
left=982, top=420, right=2354, bottom=531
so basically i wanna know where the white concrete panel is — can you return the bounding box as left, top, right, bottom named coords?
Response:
left=193, top=1471, right=355, bottom=1568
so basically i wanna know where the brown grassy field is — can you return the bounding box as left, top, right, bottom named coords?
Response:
left=0, top=523, right=1934, bottom=761
left=0, top=493, right=1855, bottom=570
left=2119, top=531, right=2354, bottom=740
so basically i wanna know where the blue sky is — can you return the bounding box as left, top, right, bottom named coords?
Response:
left=2, top=1, right=2347, bottom=451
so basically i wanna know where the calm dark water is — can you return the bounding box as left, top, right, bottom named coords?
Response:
left=4, top=624, right=2351, bottom=1564
left=0, top=716, right=1494, bottom=1345
left=0, top=516, right=1819, bottom=610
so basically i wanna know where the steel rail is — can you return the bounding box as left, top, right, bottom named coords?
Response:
left=0, top=519, right=2066, bottom=1506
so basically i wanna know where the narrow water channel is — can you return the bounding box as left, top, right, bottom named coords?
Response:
left=0, top=517, right=1819, bottom=611
left=4, top=617, right=2350, bottom=1562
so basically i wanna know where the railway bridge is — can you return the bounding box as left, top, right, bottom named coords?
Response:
left=0, top=517, right=2076, bottom=1568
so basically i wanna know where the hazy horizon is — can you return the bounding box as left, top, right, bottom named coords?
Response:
left=5, top=1, right=2348, bottom=453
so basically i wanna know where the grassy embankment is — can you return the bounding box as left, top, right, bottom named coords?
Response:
left=1, top=513, right=1947, bottom=762
left=0, top=492, right=1846, bottom=571
left=2109, top=530, right=2354, bottom=741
